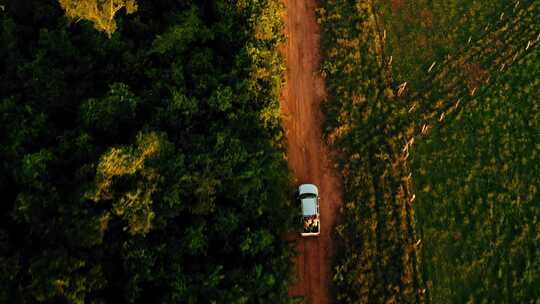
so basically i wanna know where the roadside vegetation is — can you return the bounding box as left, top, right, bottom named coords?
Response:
left=0, top=1, right=298, bottom=302
left=319, top=0, right=540, bottom=303
left=318, top=1, right=422, bottom=302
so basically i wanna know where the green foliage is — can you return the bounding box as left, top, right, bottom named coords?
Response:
left=1, top=1, right=296, bottom=302
left=150, top=6, right=213, bottom=55
left=58, top=0, right=138, bottom=37
left=318, top=1, right=422, bottom=302
left=27, top=251, right=105, bottom=303
left=88, top=131, right=170, bottom=235
left=14, top=150, right=59, bottom=224
left=80, top=82, right=139, bottom=131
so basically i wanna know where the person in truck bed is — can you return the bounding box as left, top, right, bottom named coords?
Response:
left=298, top=184, right=320, bottom=236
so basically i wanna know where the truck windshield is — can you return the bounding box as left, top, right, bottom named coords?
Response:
left=299, top=193, right=316, bottom=199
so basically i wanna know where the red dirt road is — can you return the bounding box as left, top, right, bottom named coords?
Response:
left=280, top=1, right=343, bottom=303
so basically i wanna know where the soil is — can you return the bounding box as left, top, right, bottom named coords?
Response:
left=280, top=1, right=344, bottom=303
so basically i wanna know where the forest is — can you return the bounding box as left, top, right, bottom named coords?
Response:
left=0, top=0, right=299, bottom=302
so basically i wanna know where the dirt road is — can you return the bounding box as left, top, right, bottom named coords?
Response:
left=280, top=1, right=343, bottom=303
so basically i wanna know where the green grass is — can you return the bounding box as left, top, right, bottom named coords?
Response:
left=376, top=0, right=509, bottom=90
left=320, top=0, right=540, bottom=302
left=318, top=1, right=422, bottom=302
left=411, top=46, right=540, bottom=304
left=373, top=0, right=540, bottom=302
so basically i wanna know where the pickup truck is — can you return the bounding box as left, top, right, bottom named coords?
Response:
left=298, top=184, right=320, bottom=236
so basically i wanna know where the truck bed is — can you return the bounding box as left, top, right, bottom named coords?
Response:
left=302, top=215, right=320, bottom=235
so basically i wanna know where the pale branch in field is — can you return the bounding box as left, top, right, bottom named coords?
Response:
left=58, top=0, right=138, bottom=37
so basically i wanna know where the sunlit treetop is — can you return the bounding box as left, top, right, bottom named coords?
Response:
left=58, top=0, right=138, bottom=37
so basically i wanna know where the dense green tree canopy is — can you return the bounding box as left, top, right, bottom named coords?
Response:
left=0, top=0, right=296, bottom=302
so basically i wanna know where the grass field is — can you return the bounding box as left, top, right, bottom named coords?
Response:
left=319, top=0, right=540, bottom=302
left=374, top=0, right=540, bottom=302
left=318, top=1, right=423, bottom=302
left=411, top=48, right=540, bottom=303
left=375, top=0, right=509, bottom=90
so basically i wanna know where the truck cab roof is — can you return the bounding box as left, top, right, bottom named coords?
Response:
left=301, top=196, right=317, bottom=216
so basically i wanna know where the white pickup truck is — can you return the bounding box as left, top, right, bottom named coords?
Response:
left=298, top=184, right=320, bottom=236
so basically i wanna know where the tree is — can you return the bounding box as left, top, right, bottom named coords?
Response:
left=87, top=132, right=171, bottom=235
left=58, top=0, right=138, bottom=37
